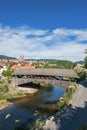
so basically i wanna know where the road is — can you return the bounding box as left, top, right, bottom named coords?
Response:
left=43, top=80, right=87, bottom=130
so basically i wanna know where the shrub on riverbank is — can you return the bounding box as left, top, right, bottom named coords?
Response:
left=0, top=92, right=25, bottom=100
left=0, top=85, right=8, bottom=93
left=57, top=84, right=76, bottom=110
left=74, top=66, right=86, bottom=80
left=0, top=77, right=25, bottom=109
left=78, top=124, right=87, bottom=130
left=33, top=81, right=51, bottom=87
left=14, top=119, right=42, bottom=130
left=39, top=81, right=51, bottom=87
left=0, top=78, right=10, bottom=94
left=0, top=92, right=25, bottom=109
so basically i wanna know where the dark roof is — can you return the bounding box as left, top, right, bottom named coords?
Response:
left=12, top=68, right=79, bottom=78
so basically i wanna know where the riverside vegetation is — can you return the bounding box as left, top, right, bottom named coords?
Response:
left=57, top=83, right=77, bottom=110
left=78, top=124, right=87, bottom=130
left=0, top=78, right=25, bottom=109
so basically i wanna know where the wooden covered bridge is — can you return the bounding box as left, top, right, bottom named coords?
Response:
left=12, top=68, right=79, bottom=87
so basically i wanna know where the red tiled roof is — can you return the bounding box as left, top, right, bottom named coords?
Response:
left=9, top=59, right=18, bottom=63
left=19, top=65, right=35, bottom=69
left=11, top=65, right=35, bottom=71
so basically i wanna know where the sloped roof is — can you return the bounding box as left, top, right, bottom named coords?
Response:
left=11, top=65, right=35, bottom=71
left=19, top=65, right=35, bottom=69
left=12, top=68, right=79, bottom=78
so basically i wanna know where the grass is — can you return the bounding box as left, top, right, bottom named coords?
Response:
left=0, top=92, right=25, bottom=108
left=0, top=92, right=25, bottom=100
left=0, top=78, right=26, bottom=109
left=0, top=93, right=25, bottom=109
left=57, top=84, right=77, bottom=110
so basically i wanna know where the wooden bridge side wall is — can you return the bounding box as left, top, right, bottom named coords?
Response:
left=11, top=77, right=73, bottom=88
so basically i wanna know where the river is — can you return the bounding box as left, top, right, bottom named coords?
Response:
left=0, top=85, right=65, bottom=130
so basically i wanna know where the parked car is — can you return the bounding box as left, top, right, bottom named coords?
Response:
left=55, top=76, right=63, bottom=80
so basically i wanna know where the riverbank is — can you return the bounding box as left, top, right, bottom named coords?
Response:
left=0, top=81, right=40, bottom=111
left=0, top=92, right=26, bottom=111
left=0, top=87, right=39, bottom=111
left=42, top=80, right=87, bottom=130
left=0, top=99, right=9, bottom=110
left=42, top=83, right=77, bottom=130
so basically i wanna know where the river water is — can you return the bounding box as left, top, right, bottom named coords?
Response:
left=0, top=85, right=65, bottom=130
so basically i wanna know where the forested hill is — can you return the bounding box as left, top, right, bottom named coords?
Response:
left=45, top=60, right=75, bottom=69
left=32, top=59, right=76, bottom=69
left=75, top=61, right=84, bottom=64
left=0, top=55, right=16, bottom=59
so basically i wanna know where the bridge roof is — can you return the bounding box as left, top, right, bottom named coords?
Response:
left=12, top=68, right=79, bottom=78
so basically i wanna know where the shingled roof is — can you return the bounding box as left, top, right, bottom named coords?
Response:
left=12, top=68, right=79, bottom=78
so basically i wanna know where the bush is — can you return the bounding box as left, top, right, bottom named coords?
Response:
left=57, top=100, right=67, bottom=109
left=29, top=119, right=41, bottom=130
left=78, top=124, right=87, bottom=130
left=15, top=119, right=41, bottom=130
left=84, top=56, right=87, bottom=69
left=0, top=79, right=5, bottom=84
left=74, top=67, right=86, bottom=80
left=78, top=72, right=86, bottom=80
left=0, top=85, right=9, bottom=93
left=57, top=84, right=76, bottom=110
left=2, top=69, right=12, bottom=77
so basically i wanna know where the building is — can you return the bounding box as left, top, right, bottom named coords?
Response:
left=11, top=65, right=36, bottom=71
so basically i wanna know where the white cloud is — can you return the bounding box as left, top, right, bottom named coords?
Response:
left=0, top=25, right=87, bottom=61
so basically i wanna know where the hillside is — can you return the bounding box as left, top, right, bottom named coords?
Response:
left=32, top=59, right=75, bottom=69
left=0, top=55, right=16, bottom=59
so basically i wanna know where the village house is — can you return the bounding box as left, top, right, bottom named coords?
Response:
left=10, top=56, right=36, bottom=71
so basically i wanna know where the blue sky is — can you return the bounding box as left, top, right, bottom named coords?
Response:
left=0, top=0, right=87, bottom=61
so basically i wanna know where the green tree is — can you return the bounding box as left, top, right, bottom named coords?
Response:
left=84, top=56, right=87, bottom=69
left=2, top=69, right=12, bottom=77
left=84, top=49, right=87, bottom=68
